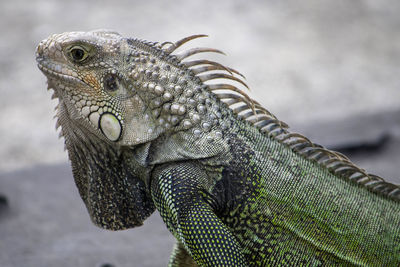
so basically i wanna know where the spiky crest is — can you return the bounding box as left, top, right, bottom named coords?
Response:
left=154, top=34, right=400, bottom=201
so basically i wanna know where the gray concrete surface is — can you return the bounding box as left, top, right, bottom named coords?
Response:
left=1, top=0, right=400, bottom=266
left=0, top=164, right=174, bottom=267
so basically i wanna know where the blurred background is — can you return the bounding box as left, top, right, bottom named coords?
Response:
left=0, top=0, right=399, bottom=266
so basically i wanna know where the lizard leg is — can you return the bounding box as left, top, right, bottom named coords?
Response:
left=151, top=162, right=247, bottom=267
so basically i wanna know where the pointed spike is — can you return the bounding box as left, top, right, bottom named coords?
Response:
left=371, top=183, right=386, bottom=191
left=208, top=84, right=252, bottom=99
left=276, top=133, right=292, bottom=142
left=332, top=151, right=351, bottom=161
left=175, top=47, right=225, bottom=61
left=254, top=107, right=274, bottom=118
left=383, top=186, right=397, bottom=195
left=369, top=174, right=385, bottom=181
left=240, top=110, right=264, bottom=119
left=198, top=73, right=249, bottom=89
left=238, top=111, right=254, bottom=120
left=349, top=172, right=364, bottom=181
left=324, top=158, right=339, bottom=166
left=253, top=104, right=277, bottom=118
left=309, top=151, right=324, bottom=160
left=286, top=138, right=305, bottom=147
left=316, top=154, right=331, bottom=163
left=209, top=83, right=255, bottom=113
left=303, top=148, right=325, bottom=160
left=279, top=120, right=289, bottom=129
left=184, top=59, right=246, bottom=78
left=258, top=121, right=279, bottom=133
left=247, top=114, right=274, bottom=124
left=215, top=93, right=254, bottom=110
left=288, top=133, right=312, bottom=144
left=260, top=124, right=276, bottom=133
left=208, top=83, right=242, bottom=91
left=355, top=176, right=371, bottom=184
left=264, top=123, right=282, bottom=133
left=335, top=168, right=357, bottom=178
left=249, top=114, right=266, bottom=122
left=184, top=59, right=226, bottom=68
left=326, top=160, right=345, bottom=169
left=223, top=98, right=242, bottom=106
left=231, top=103, right=251, bottom=114
left=216, top=92, right=247, bottom=100
left=160, top=41, right=174, bottom=50
left=55, top=119, right=61, bottom=130
left=191, top=65, right=232, bottom=75
left=335, top=165, right=357, bottom=173
left=273, top=127, right=287, bottom=135
left=388, top=188, right=400, bottom=196
left=164, top=34, right=208, bottom=54
left=254, top=119, right=274, bottom=129
left=288, top=139, right=304, bottom=148
left=291, top=142, right=310, bottom=151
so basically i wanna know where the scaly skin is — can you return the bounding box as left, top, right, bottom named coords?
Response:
left=36, top=30, right=400, bottom=266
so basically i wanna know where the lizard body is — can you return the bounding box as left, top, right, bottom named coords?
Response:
left=36, top=30, right=400, bottom=266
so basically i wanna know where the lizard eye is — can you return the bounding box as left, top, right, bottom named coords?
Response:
left=104, top=73, right=119, bottom=92
left=68, top=46, right=89, bottom=63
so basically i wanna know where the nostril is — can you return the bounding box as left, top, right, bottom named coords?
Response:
left=36, top=40, right=46, bottom=58
left=36, top=46, right=42, bottom=57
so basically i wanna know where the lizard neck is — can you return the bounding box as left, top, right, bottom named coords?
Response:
left=57, top=100, right=156, bottom=230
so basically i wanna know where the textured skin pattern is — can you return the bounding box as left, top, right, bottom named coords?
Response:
left=36, top=30, right=400, bottom=266
left=151, top=163, right=246, bottom=266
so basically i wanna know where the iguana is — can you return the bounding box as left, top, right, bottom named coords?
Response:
left=36, top=30, right=400, bottom=266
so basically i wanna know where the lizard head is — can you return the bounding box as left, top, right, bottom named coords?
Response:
left=36, top=30, right=162, bottom=145
left=36, top=30, right=161, bottom=230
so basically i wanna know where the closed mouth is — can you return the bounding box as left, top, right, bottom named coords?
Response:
left=36, top=56, right=85, bottom=86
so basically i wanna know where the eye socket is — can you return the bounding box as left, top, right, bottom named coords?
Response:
left=104, top=74, right=119, bottom=92
left=68, top=46, right=89, bottom=63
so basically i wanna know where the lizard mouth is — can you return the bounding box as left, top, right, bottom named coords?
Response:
left=36, top=59, right=85, bottom=86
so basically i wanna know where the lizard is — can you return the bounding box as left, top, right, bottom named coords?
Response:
left=36, top=30, right=400, bottom=266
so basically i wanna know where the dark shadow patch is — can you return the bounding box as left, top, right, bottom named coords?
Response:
left=330, top=133, right=391, bottom=155
left=0, top=194, right=9, bottom=217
